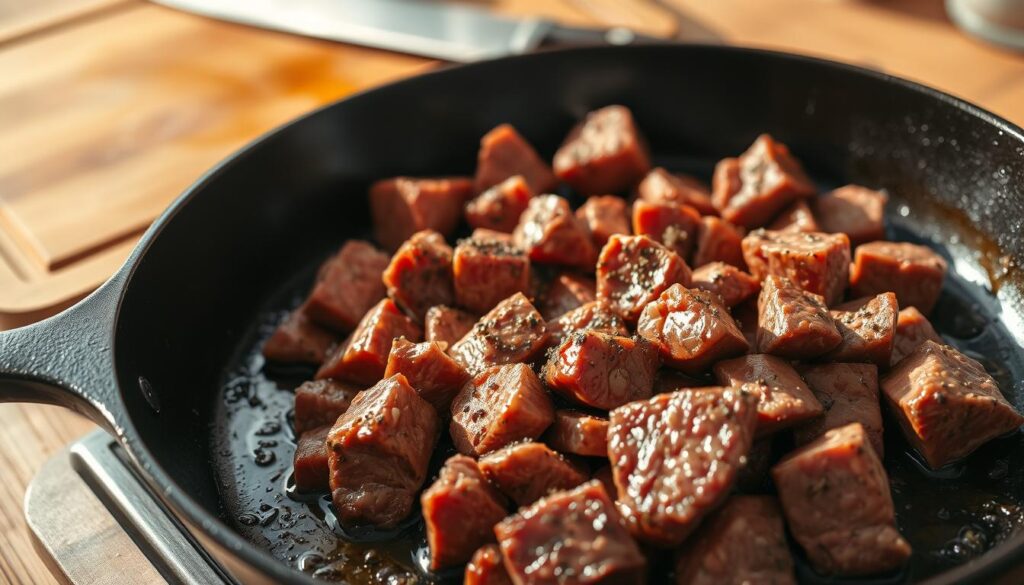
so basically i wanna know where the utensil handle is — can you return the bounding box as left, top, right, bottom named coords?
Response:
left=540, top=24, right=668, bottom=49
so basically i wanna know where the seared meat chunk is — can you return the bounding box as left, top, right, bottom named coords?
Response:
left=742, top=229, right=851, bottom=305
left=466, top=175, right=535, bottom=234
left=544, top=410, right=610, bottom=457
left=382, top=230, right=454, bottom=322
left=262, top=303, right=338, bottom=365
left=384, top=338, right=470, bottom=414
left=539, top=272, right=596, bottom=320
left=756, top=275, right=842, bottom=358
left=690, top=261, right=761, bottom=308
left=597, top=234, right=692, bottom=323
left=795, top=363, right=884, bottom=456
left=693, top=216, right=746, bottom=269
left=631, top=200, right=701, bottom=260
left=475, top=124, right=557, bottom=194
left=293, top=425, right=331, bottom=493
left=825, top=293, right=898, bottom=366
left=294, top=379, right=361, bottom=434
left=513, top=195, right=596, bottom=269
left=576, top=195, right=631, bottom=248
left=479, top=442, right=589, bottom=506
left=767, top=200, right=819, bottom=233
left=636, top=167, right=717, bottom=216
left=450, top=292, right=548, bottom=374
left=881, top=340, right=1024, bottom=469
left=425, top=305, right=477, bottom=347
left=813, top=185, right=887, bottom=246
left=850, top=241, right=947, bottom=315
left=546, top=301, right=629, bottom=347
left=714, top=354, right=824, bottom=436
left=370, top=177, right=473, bottom=251
left=465, top=545, right=512, bottom=585
left=544, top=331, right=659, bottom=410
left=316, top=299, right=422, bottom=384
left=890, top=307, right=943, bottom=366
left=306, top=240, right=389, bottom=332
left=553, top=105, right=651, bottom=195
left=453, top=231, right=532, bottom=315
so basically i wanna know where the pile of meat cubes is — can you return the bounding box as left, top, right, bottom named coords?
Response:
left=265, top=106, right=1024, bottom=584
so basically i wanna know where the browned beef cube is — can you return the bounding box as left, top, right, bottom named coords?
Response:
left=495, top=480, right=646, bottom=585
left=890, top=307, right=943, bottom=366
left=814, top=185, right=888, bottom=246
left=544, top=331, right=659, bottom=410
left=767, top=200, right=819, bottom=233
left=553, top=105, right=651, bottom=195
left=636, top=167, right=717, bottom=216
left=421, top=455, right=509, bottom=570
left=576, top=195, right=631, bottom=248
left=466, top=175, right=535, bottom=234
left=881, top=340, right=1024, bottom=468
left=597, top=234, right=692, bottom=322
left=742, top=229, right=851, bottom=305
left=690, top=261, right=761, bottom=308
left=714, top=354, right=824, bottom=436
left=850, top=241, right=947, bottom=315
left=384, top=337, right=470, bottom=414
left=294, top=379, right=362, bottom=434
left=652, top=368, right=705, bottom=393
left=450, top=292, right=548, bottom=375
left=546, top=301, right=629, bottom=347
left=826, top=293, right=897, bottom=366
left=475, top=124, right=558, bottom=194
left=795, top=363, right=884, bottom=456
left=479, top=442, right=589, bottom=506
left=773, top=423, right=911, bottom=576
left=424, top=305, right=477, bottom=347
left=693, top=216, right=746, bottom=269
left=450, top=363, right=555, bottom=456
left=513, top=195, right=596, bottom=269
left=465, top=545, right=512, bottom=585
left=370, top=177, right=473, bottom=251
left=609, top=387, right=757, bottom=546
left=544, top=410, right=610, bottom=457
left=756, top=275, right=842, bottom=358
left=316, top=299, right=422, bottom=384
left=711, top=135, right=817, bottom=228
left=539, top=272, right=596, bottom=320
left=631, top=200, right=701, bottom=260
left=306, top=240, right=389, bottom=332
left=637, top=284, right=748, bottom=374
left=293, top=425, right=331, bottom=493
left=382, top=230, right=454, bottom=322
left=674, top=496, right=795, bottom=585
left=327, top=374, right=439, bottom=528
left=262, top=303, right=338, bottom=365
left=453, top=232, right=531, bottom=315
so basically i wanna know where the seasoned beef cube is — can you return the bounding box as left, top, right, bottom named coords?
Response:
left=881, top=340, right=1024, bottom=469
left=742, top=229, right=851, bottom=305
left=465, top=545, right=512, bottom=585
left=513, top=195, right=596, bottom=269
left=674, top=496, right=795, bottom=585
left=294, top=379, right=362, bottom=434
left=652, top=368, right=704, bottom=393
left=294, top=425, right=331, bottom=493
left=262, top=303, right=338, bottom=365
left=539, top=272, right=596, bottom=320
left=370, top=177, right=473, bottom=251
left=316, top=299, right=422, bottom=384
left=826, top=293, right=898, bottom=366
left=422, top=455, right=509, bottom=570
left=306, top=240, right=389, bottom=332
left=631, top=200, right=701, bottom=260
left=453, top=232, right=531, bottom=315
left=795, top=363, right=884, bottom=456
left=544, top=331, right=659, bottom=410
left=450, top=293, right=548, bottom=374
left=479, top=442, right=589, bottom=506
left=450, top=363, right=555, bottom=456
left=495, top=480, right=646, bottom=585
left=609, top=387, right=757, bottom=546
left=890, top=307, right=943, bottom=366
left=382, top=230, right=454, bottom=322
left=546, top=301, right=629, bottom=347
left=384, top=338, right=470, bottom=414
left=693, top=216, right=746, bottom=269
left=711, top=134, right=816, bottom=228
left=756, top=275, right=842, bottom=358
left=850, top=241, right=947, bottom=315
left=475, top=124, right=557, bottom=194
left=714, top=354, right=824, bottom=436
left=767, top=200, right=819, bottom=233
left=544, top=410, right=610, bottom=457
left=636, top=167, right=717, bottom=216
left=425, top=305, right=477, bottom=347
left=466, top=175, right=535, bottom=234
left=576, top=195, right=631, bottom=248
left=597, top=234, right=692, bottom=322
left=327, top=374, right=439, bottom=528
left=553, top=105, right=651, bottom=195
left=773, top=423, right=911, bottom=576
left=638, top=284, right=748, bottom=374
left=690, top=261, right=761, bottom=308
left=814, top=185, right=888, bottom=246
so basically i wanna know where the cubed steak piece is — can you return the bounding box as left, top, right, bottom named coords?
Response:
left=711, top=134, right=817, bottom=228
left=546, top=301, right=629, bottom=347
left=636, top=167, right=717, bottom=216
left=513, top=195, right=596, bottom=269
left=773, top=423, right=911, bottom=576
left=306, top=240, right=389, bottom=332
left=453, top=232, right=531, bottom=315
left=450, top=293, right=548, bottom=374
left=544, top=331, right=659, bottom=410
left=466, top=175, right=535, bottom=234
left=674, top=496, right=795, bottom=585
left=539, top=272, right=596, bottom=320
left=742, top=229, right=851, bottom=305
left=262, top=303, right=338, bottom=365
left=425, top=305, right=477, bottom=347
left=795, top=363, right=884, bottom=456
left=553, top=105, right=651, bottom=195
left=495, top=480, right=646, bottom=585
left=631, top=200, right=701, bottom=260
left=881, top=340, right=1024, bottom=469
left=370, top=177, right=473, bottom=251
left=422, top=455, right=509, bottom=570
left=609, top=387, right=757, bottom=546
left=814, top=185, right=888, bottom=246
left=850, top=241, right=948, bottom=315
left=293, top=425, right=331, bottom=493
left=693, top=216, right=746, bottom=268
left=316, top=299, right=422, bottom=384
left=450, top=363, right=555, bottom=456
left=825, top=293, right=898, bottom=366
left=597, top=234, right=692, bottom=323
left=890, top=307, right=943, bottom=366
left=466, top=545, right=512, bottom=585
left=544, top=410, right=610, bottom=457
left=767, top=200, right=819, bottom=233
left=382, top=230, right=454, bottom=322
left=479, top=442, right=589, bottom=506
left=475, top=124, right=558, bottom=194
left=294, top=379, right=362, bottom=434
left=756, top=275, right=842, bottom=359
left=714, top=354, right=824, bottom=436
left=384, top=338, right=470, bottom=414
left=576, top=195, right=631, bottom=248
left=690, top=261, right=761, bottom=307
left=327, top=374, right=439, bottom=528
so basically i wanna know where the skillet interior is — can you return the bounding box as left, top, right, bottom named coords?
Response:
left=108, top=45, right=1024, bottom=583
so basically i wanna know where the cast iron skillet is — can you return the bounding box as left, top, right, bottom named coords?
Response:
left=1, top=45, right=1023, bottom=584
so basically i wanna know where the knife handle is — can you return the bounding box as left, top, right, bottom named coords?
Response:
left=540, top=24, right=668, bottom=48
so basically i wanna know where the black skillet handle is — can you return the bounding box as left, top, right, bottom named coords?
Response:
left=539, top=24, right=669, bottom=49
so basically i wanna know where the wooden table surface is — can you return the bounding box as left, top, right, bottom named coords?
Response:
left=1, top=0, right=1022, bottom=582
